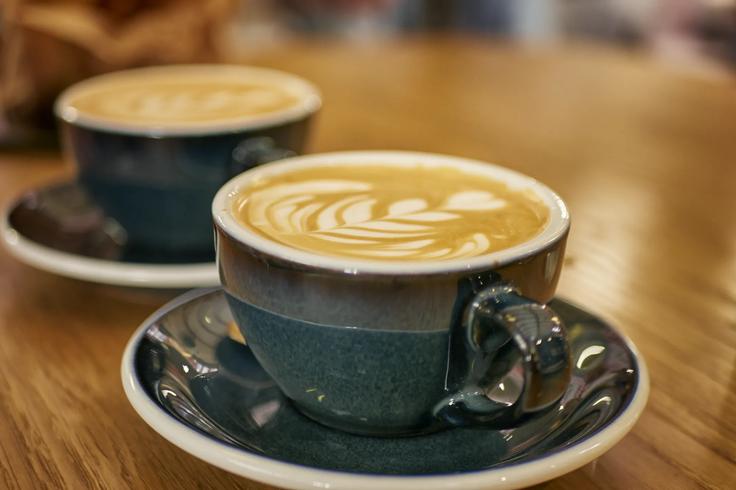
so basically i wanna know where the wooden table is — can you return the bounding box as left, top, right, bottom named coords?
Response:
left=0, top=37, right=734, bottom=489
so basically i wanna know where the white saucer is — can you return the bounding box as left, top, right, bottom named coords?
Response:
left=122, top=288, right=650, bottom=490
left=1, top=182, right=218, bottom=288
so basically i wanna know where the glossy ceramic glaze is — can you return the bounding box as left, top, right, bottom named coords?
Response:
left=0, top=182, right=218, bottom=288
left=122, top=288, right=649, bottom=489
left=62, top=119, right=312, bottom=260
left=57, top=66, right=320, bottom=260
left=214, top=151, right=571, bottom=435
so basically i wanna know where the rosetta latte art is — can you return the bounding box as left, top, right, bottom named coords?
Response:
left=234, top=165, right=550, bottom=262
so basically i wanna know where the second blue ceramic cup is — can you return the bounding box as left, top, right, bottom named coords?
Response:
left=56, top=65, right=320, bottom=262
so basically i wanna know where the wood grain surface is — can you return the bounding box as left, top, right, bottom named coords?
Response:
left=0, top=36, right=734, bottom=489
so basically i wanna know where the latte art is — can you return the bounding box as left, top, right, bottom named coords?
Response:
left=233, top=164, right=550, bottom=262
left=58, top=65, right=319, bottom=131
left=69, top=82, right=300, bottom=125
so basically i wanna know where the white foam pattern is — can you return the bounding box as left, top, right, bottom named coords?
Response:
left=242, top=179, right=516, bottom=260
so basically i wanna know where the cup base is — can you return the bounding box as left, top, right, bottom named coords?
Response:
left=292, top=400, right=447, bottom=438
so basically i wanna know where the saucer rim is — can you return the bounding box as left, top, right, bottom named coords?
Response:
left=121, top=287, right=650, bottom=490
left=1, top=183, right=219, bottom=288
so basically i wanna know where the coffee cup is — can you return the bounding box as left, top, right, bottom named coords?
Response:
left=213, top=151, right=571, bottom=436
left=56, top=64, right=320, bottom=262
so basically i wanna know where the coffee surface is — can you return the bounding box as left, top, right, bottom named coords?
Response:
left=65, top=72, right=303, bottom=126
left=233, top=163, right=549, bottom=262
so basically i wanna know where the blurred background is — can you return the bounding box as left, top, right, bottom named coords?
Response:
left=1, top=0, right=735, bottom=146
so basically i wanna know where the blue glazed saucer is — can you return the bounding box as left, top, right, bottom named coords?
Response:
left=0, top=182, right=218, bottom=288
left=121, top=288, right=649, bottom=490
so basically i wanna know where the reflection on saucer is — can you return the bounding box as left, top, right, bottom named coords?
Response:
left=9, top=182, right=126, bottom=260
left=1, top=181, right=218, bottom=288
left=227, top=321, right=247, bottom=345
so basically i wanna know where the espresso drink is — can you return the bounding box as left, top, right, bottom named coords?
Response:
left=232, top=163, right=549, bottom=261
left=60, top=66, right=314, bottom=129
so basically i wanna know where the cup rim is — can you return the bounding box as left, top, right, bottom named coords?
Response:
left=54, top=64, right=322, bottom=136
left=212, top=151, right=570, bottom=275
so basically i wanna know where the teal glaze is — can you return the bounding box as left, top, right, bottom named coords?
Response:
left=217, top=218, right=571, bottom=435
left=226, top=294, right=450, bottom=435
left=63, top=118, right=311, bottom=261
left=213, top=151, right=572, bottom=435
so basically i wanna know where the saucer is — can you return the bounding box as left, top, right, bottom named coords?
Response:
left=122, top=288, right=649, bottom=490
left=1, top=182, right=218, bottom=288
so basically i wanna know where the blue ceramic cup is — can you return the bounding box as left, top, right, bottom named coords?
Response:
left=213, top=151, right=571, bottom=436
left=55, top=65, right=320, bottom=263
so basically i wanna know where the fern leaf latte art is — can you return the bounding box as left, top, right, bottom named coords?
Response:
left=233, top=164, right=550, bottom=261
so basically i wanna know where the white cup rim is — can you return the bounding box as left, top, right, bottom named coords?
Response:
left=55, top=64, right=322, bottom=136
left=213, top=151, right=570, bottom=275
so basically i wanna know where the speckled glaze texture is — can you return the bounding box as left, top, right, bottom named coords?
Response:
left=217, top=221, right=569, bottom=435
left=62, top=118, right=311, bottom=261
left=133, top=288, right=640, bottom=475
left=225, top=296, right=451, bottom=434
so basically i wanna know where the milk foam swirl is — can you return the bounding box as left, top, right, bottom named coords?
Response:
left=69, top=82, right=299, bottom=124
left=59, top=66, right=318, bottom=132
left=234, top=165, right=550, bottom=262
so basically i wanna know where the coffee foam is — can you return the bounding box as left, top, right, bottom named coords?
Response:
left=56, top=65, right=320, bottom=135
left=232, top=163, right=550, bottom=262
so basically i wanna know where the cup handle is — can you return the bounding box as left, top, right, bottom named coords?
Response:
left=229, top=137, right=295, bottom=175
left=435, top=283, right=571, bottom=428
